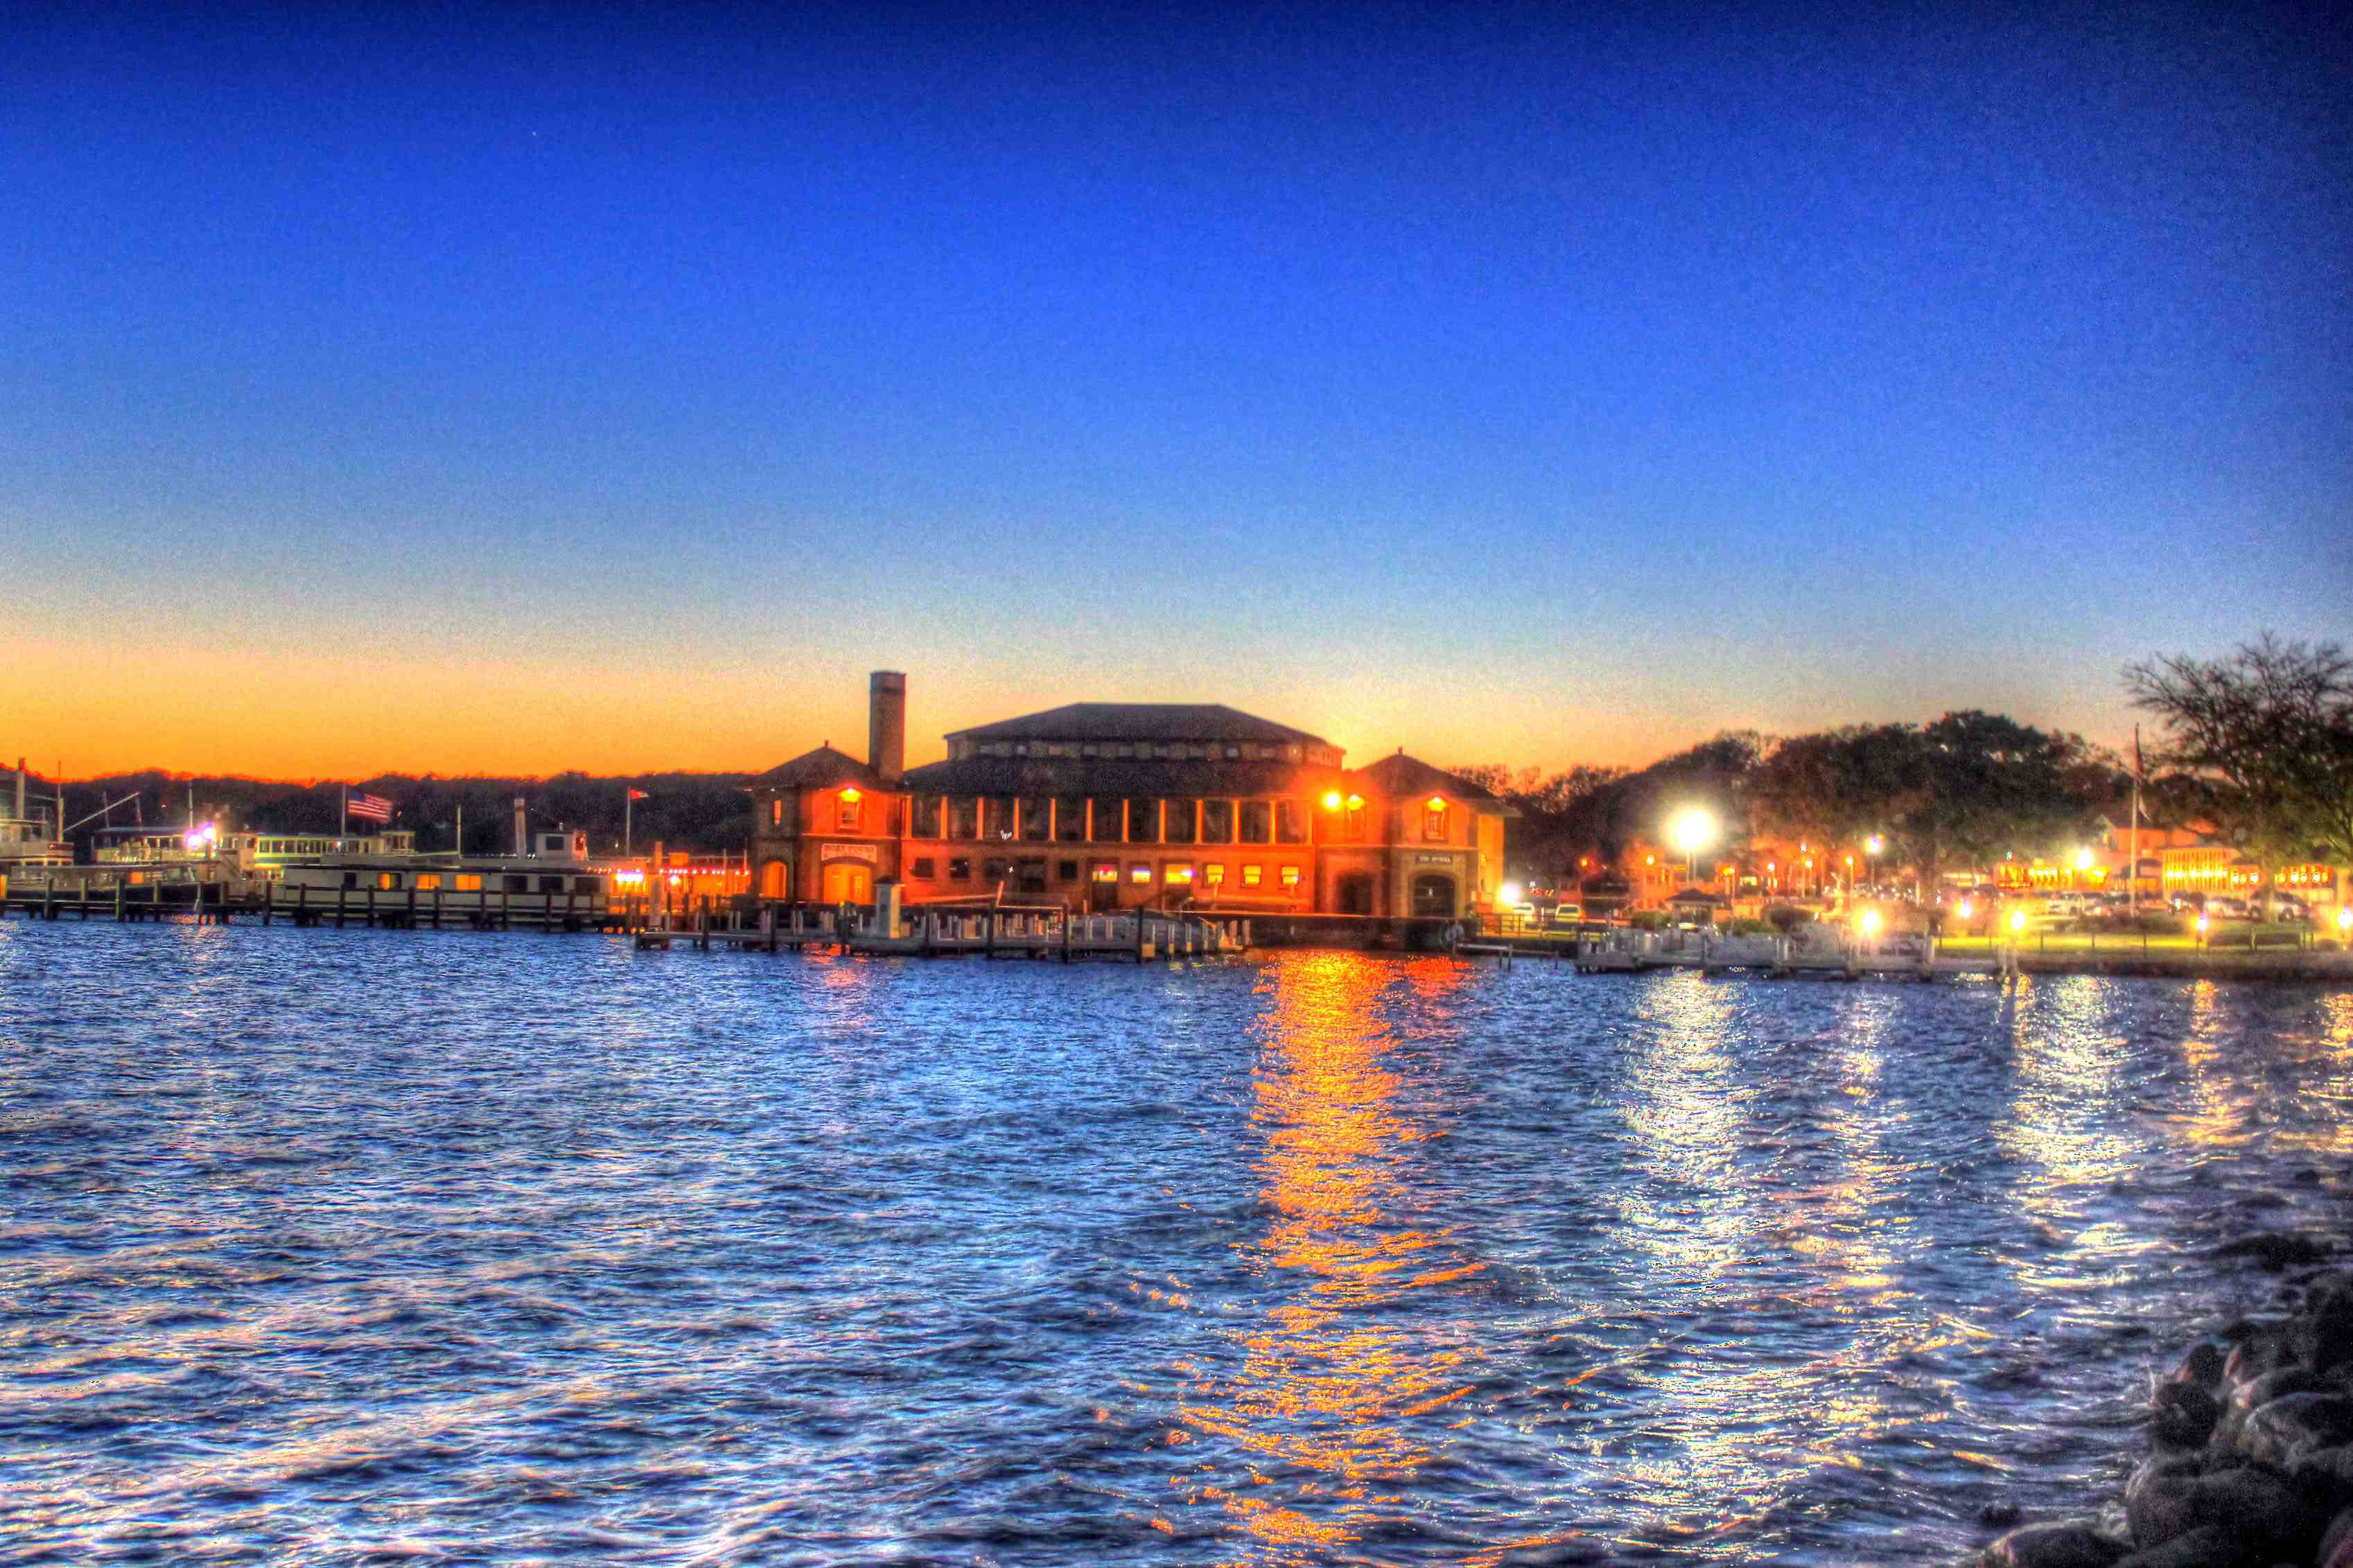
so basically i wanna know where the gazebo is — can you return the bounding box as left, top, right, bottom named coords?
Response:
left=1664, top=888, right=1729, bottom=926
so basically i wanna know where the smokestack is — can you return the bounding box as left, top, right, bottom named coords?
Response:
left=514, top=795, right=528, bottom=857
left=868, top=671, right=906, bottom=784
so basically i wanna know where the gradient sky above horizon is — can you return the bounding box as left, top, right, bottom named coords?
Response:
left=4, top=3, right=2347, bottom=782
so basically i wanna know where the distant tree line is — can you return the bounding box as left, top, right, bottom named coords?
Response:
left=1458, top=717, right=2122, bottom=890
left=56, top=770, right=760, bottom=858
left=1458, top=633, right=2353, bottom=892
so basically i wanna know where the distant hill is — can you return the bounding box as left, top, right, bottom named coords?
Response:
left=56, top=770, right=758, bottom=858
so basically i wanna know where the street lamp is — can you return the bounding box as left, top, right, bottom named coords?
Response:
left=1668, top=807, right=1718, bottom=885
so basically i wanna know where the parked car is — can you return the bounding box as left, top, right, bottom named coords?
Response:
left=1546, top=902, right=1585, bottom=930
left=2207, top=896, right=2251, bottom=919
left=2273, top=894, right=2311, bottom=922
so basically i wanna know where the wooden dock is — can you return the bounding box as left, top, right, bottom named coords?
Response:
left=1569, top=926, right=1999, bottom=980
left=633, top=902, right=1243, bottom=962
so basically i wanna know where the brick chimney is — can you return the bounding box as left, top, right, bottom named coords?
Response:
left=868, top=671, right=906, bottom=783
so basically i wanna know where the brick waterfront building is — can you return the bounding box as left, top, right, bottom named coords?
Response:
left=748, top=672, right=1511, bottom=919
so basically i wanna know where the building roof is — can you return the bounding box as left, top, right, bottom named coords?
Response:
left=747, top=746, right=882, bottom=792
left=945, top=703, right=1331, bottom=748
left=901, top=756, right=1357, bottom=799
left=1358, top=752, right=1507, bottom=806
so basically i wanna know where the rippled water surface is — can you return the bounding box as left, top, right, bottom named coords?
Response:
left=3, top=922, right=2351, bottom=1565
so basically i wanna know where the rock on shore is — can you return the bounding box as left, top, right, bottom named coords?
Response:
left=1977, top=1236, right=2353, bottom=1568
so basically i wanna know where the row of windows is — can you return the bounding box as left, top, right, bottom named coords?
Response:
left=906, top=856, right=1304, bottom=890
left=776, top=793, right=1458, bottom=845
left=328, top=872, right=600, bottom=894
left=909, top=797, right=1324, bottom=845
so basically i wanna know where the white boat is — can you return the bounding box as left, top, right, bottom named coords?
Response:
left=0, top=759, right=71, bottom=893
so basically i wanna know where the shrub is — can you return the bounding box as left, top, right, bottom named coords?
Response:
left=1765, top=905, right=1815, bottom=932
left=1627, top=910, right=1668, bottom=931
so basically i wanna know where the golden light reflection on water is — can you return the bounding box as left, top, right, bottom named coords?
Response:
left=1996, top=976, right=2151, bottom=1217
left=1176, top=953, right=1474, bottom=1558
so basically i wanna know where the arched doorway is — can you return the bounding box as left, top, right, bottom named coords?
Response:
left=821, top=861, right=873, bottom=905
left=1410, top=872, right=1456, bottom=917
left=758, top=859, right=790, bottom=899
left=1335, top=871, right=1375, bottom=915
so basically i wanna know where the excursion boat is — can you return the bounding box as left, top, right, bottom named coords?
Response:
left=259, top=825, right=614, bottom=926
left=0, top=760, right=71, bottom=895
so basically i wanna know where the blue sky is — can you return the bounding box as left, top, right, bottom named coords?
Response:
left=3, top=3, right=2346, bottom=777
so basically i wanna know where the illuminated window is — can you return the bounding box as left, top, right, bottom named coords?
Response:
left=1204, top=863, right=1226, bottom=886
left=1423, top=800, right=1449, bottom=841
left=911, top=796, right=942, bottom=838
left=416, top=874, right=442, bottom=891
left=1342, top=798, right=1367, bottom=840
left=455, top=874, right=482, bottom=892
left=1241, top=864, right=1262, bottom=888
left=1130, top=863, right=1153, bottom=884
left=1167, top=863, right=1195, bottom=884
left=1279, top=865, right=1302, bottom=887
left=1092, top=862, right=1118, bottom=883
left=837, top=793, right=863, bottom=832
left=377, top=872, right=401, bottom=890
left=911, top=856, right=936, bottom=879
left=770, top=799, right=783, bottom=827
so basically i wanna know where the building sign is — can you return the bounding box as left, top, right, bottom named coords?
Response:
left=1415, top=853, right=1456, bottom=865
left=819, top=843, right=877, bottom=864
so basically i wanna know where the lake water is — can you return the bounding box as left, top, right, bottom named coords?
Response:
left=3, top=922, right=2349, bottom=1565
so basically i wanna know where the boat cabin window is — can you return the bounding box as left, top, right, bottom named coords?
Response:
left=455, top=874, right=482, bottom=892
left=341, top=872, right=358, bottom=889
left=539, top=876, right=566, bottom=894
left=572, top=877, right=598, bottom=894
left=503, top=874, right=530, bottom=892
left=416, top=874, right=441, bottom=890
left=376, top=872, right=402, bottom=890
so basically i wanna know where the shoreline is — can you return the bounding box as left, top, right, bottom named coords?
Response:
left=1977, top=1235, right=2353, bottom=1567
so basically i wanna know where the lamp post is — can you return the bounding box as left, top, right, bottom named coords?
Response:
left=1668, top=807, right=1719, bottom=902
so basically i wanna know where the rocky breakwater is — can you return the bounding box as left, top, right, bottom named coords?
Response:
left=1980, top=1233, right=2353, bottom=1568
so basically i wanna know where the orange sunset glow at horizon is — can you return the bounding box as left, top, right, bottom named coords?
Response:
left=8, top=630, right=2149, bottom=786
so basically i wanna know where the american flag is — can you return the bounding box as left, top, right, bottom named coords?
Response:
left=346, top=791, right=394, bottom=823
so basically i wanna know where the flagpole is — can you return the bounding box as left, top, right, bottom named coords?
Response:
left=340, top=789, right=347, bottom=840
left=2131, top=723, right=2142, bottom=909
